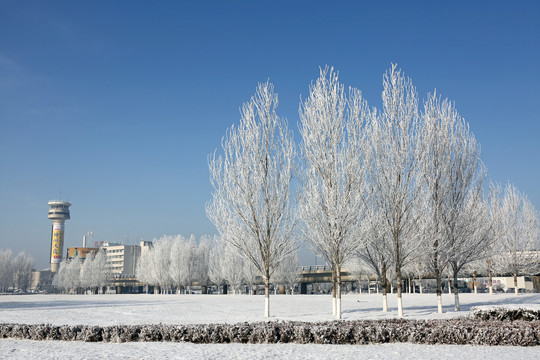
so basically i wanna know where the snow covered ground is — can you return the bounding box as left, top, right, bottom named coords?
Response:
left=1, top=292, right=539, bottom=326
left=2, top=339, right=539, bottom=360
left=1, top=292, right=539, bottom=359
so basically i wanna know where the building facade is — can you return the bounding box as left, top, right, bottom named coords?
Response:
left=103, top=241, right=152, bottom=276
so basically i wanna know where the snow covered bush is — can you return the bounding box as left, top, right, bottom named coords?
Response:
left=471, top=306, right=540, bottom=321
left=1, top=319, right=539, bottom=346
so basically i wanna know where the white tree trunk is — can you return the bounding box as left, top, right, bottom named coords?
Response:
left=382, top=294, right=388, bottom=312
left=454, top=293, right=460, bottom=311
left=437, top=294, right=443, bottom=314
left=397, top=297, right=403, bottom=318
left=265, top=281, right=270, bottom=317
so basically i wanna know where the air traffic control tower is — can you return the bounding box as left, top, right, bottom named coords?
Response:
left=48, top=200, right=71, bottom=272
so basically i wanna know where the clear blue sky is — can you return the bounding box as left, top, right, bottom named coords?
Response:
left=1, top=1, right=539, bottom=269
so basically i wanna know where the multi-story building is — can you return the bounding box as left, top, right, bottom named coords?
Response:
left=103, top=241, right=152, bottom=276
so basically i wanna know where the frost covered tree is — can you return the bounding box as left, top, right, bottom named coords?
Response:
left=81, top=250, right=108, bottom=293
left=166, top=234, right=212, bottom=294
left=272, top=251, right=300, bottom=294
left=150, top=236, right=173, bottom=293
left=354, top=208, right=393, bottom=311
left=207, top=81, right=297, bottom=317
left=0, top=249, right=14, bottom=291
left=370, top=64, right=424, bottom=317
left=421, top=91, right=488, bottom=312
left=53, top=257, right=82, bottom=293
left=220, top=239, right=248, bottom=294
left=80, top=255, right=93, bottom=291
left=491, top=183, right=540, bottom=294
left=136, top=244, right=156, bottom=292
left=12, top=252, right=34, bottom=292
left=90, top=250, right=108, bottom=292
left=195, top=236, right=211, bottom=293
left=420, top=92, right=452, bottom=312
left=169, top=235, right=193, bottom=293
left=446, top=191, right=491, bottom=310
left=298, top=67, right=371, bottom=319
left=208, top=237, right=228, bottom=293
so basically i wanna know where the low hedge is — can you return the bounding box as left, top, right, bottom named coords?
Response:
left=1, top=318, right=538, bottom=346
left=471, top=306, right=540, bottom=321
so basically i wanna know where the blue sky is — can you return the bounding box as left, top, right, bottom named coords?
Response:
left=1, top=1, right=539, bottom=269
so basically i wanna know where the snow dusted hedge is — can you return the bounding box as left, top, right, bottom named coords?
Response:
left=1, top=319, right=539, bottom=346
left=471, top=306, right=540, bottom=321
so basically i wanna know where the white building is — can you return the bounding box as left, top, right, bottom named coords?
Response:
left=103, top=241, right=152, bottom=276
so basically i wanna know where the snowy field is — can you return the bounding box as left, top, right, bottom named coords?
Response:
left=2, top=340, right=540, bottom=360
left=1, top=292, right=539, bottom=359
left=1, top=292, right=539, bottom=325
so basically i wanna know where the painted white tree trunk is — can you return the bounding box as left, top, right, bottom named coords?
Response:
left=265, top=297, right=269, bottom=317
left=437, top=294, right=443, bottom=313
left=382, top=294, right=388, bottom=312
left=332, top=296, right=336, bottom=316
left=489, top=285, right=493, bottom=295
left=454, top=293, right=460, bottom=311
left=397, top=297, right=403, bottom=318
left=336, top=298, right=342, bottom=320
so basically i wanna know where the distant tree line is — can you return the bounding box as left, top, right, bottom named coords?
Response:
left=135, top=234, right=300, bottom=295
left=52, top=250, right=108, bottom=294
left=0, top=249, right=34, bottom=292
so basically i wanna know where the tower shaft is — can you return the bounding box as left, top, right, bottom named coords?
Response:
left=48, top=200, right=71, bottom=272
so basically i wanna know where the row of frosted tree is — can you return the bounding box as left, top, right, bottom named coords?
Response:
left=135, top=234, right=300, bottom=295
left=206, top=64, right=540, bottom=319
left=0, top=249, right=34, bottom=292
left=52, top=250, right=108, bottom=294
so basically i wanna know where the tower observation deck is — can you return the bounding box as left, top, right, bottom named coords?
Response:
left=48, top=200, right=71, bottom=272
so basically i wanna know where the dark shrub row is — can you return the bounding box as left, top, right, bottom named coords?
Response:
left=1, top=319, right=538, bottom=346
left=471, top=306, right=540, bottom=321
